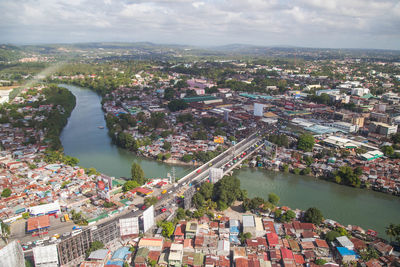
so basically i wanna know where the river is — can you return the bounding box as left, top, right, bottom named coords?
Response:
left=60, top=84, right=400, bottom=238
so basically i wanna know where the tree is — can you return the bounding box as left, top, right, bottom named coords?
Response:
left=381, top=145, right=394, bottom=157
left=199, top=182, right=214, bottom=200
left=123, top=180, right=140, bottom=192
left=86, top=241, right=104, bottom=258
left=239, top=232, right=252, bottom=243
left=181, top=154, right=193, bottom=163
left=176, top=208, right=186, bottom=220
left=281, top=210, right=296, bottom=222
left=303, top=207, right=323, bottom=225
left=168, top=99, right=188, bottom=112
left=131, top=162, right=145, bottom=185
left=386, top=223, right=398, bottom=242
left=268, top=193, right=280, bottom=205
left=300, top=167, right=311, bottom=175
left=359, top=247, right=379, bottom=262
left=1, top=188, right=11, bottom=198
left=192, top=192, right=205, bottom=208
left=334, top=165, right=361, bottom=187
left=161, top=221, right=175, bottom=238
left=1, top=220, right=10, bottom=238
left=325, top=230, right=341, bottom=241
left=163, top=141, right=172, bottom=151
left=297, top=133, right=315, bottom=152
left=144, top=196, right=158, bottom=207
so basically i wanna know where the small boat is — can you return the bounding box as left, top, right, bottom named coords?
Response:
left=98, top=126, right=104, bottom=129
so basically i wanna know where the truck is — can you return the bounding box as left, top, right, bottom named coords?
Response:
left=64, top=214, right=70, bottom=222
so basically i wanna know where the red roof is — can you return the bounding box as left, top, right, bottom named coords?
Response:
left=27, top=215, right=50, bottom=232
left=294, top=254, right=305, bottom=264
left=281, top=248, right=294, bottom=260
left=266, top=232, right=279, bottom=247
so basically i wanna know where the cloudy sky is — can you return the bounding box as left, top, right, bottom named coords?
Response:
left=0, top=0, right=399, bottom=49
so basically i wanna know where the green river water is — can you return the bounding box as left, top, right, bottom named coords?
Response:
left=60, top=84, right=400, bottom=238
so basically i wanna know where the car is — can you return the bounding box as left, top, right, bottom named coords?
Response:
left=71, top=229, right=82, bottom=236
left=72, top=226, right=82, bottom=230
left=196, top=169, right=202, bottom=173
left=52, top=234, right=60, bottom=239
left=131, top=207, right=139, bottom=212
left=160, top=208, right=167, bottom=213
left=22, top=245, right=28, bottom=250
left=26, top=241, right=32, bottom=246
left=50, top=237, right=57, bottom=242
left=168, top=191, right=172, bottom=194
left=157, top=196, right=162, bottom=200
left=43, top=236, right=50, bottom=241
left=208, top=162, right=213, bottom=166
left=141, top=205, right=146, bottom=210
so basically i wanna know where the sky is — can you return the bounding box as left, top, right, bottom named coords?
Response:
left=0, top=0, right=399, bottom=50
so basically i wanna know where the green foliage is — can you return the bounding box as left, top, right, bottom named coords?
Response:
left=163, top=141, right=172, bottom=151
left=168, top=99, right=188, bottom=112
left=103, top=201, right=115, bottom=208
left=177, top=113, right=193, bottom=123
left=144, top=196, right=158, bottom=207
left=164, top=87, right=175, bottom=100
left=61, top=181, right=71, bottom=189
left=333, top=165, right=361, bottom=187
left=0, top=220, right=10, bottom=236
left=297, top=133, right=315, bottom=152
left=43, top=150, right=79, bottom=166
left=303, top=155, right=314, bottom=166
left=25, top=259, right=34, bottom=267
left=292, top=168, right=301, bottom=175
left=70, top=210, right=88, bottom=226
left=86, top=241, right=104, bottom=258
left=192, top=192, right=205, bottom=208
left=191, top=130, right=208, bottom=140
left=239, top=232, right=252, bottom=243
left=1, top=188, right=11, bottom=198
left=325, top=230, right=341, bottom=241
left=22, top=212, right=30, bottom=219
left=199, top=182, right=214, bottom=199
left=300, top=167, right=311, bottom=175
left=381, top=145, right=394, bottom=156
left=176, top=208, right=186, bottom=220
left=131, top=162, right=145, bottom=185
left=268, top=134, right=289, bottom=147
left=386, top=223, right=400, bottom=242
left=160, top=221, right=175, bottom=238
left=281, top=210, right=296, bottom=222
left=123, top=180, right=140, bottom=192
left=359, top=247, right=379, bottom=262
left=268, top=193, right=280, bottom=205
left=181, top=154, right=193, bottom=163
left=304, top=207, right=323, bottom=225
left=315, top=259, right=327, bottom=265
left=213, top=176, right=243, bottom=210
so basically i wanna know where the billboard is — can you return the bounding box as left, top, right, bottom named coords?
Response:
left=119, top=217, right=139, bottom=237
left=143, top=205, right=155, bottom=233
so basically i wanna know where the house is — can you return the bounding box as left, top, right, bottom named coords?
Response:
left=186, top=221, right=198, bottom=239
left=336, top=236, right=354, bottom=250
left=169, top=243, right=184, bottom=266
left=266, top=232, right=279, bottom=248
left=217, top=240, right=230, bottom=256
left=138, top=238, right=163, bottom=251
left=174, top=224, right=185, bottom=241
left=336, top=247, right=358, bottom=263
left=243, top=215, right=256, bottom=237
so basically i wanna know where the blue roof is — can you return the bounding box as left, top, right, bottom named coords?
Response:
left=111, top=247, right=131, bottom=260
left=230, top=226, right=239, bottom=233
left=337, top=247, right=358, bottom=257
left=105, top=260, right=124, bottom=267
left=229, top=235, right=240, bottom=244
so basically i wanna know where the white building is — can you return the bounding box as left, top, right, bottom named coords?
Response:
left=332, top=122, right=359, bottom=133
left=254, top=103, right=264, bottom=117
left=0, top=240, right=24, bottom=267
left=351, top=88, right=370, bottom=97
left=33, top=244, right=59, bottom=267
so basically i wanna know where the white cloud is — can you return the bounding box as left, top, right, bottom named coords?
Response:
left=0, top=0, right=398, bottom=49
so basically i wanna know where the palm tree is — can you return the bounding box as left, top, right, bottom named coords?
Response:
left=386, top=223, right=396, bottom=242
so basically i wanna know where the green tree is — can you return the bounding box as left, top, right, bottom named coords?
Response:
left=268, top=193, right=280, bottom=205
left=359, top=247, right=379, bottom=262
left=239, top=232, right=252, bottom=243
left=199, top=182, right=214, bottom=200
left=168, top=99, right=188, bottom=112
left=161, top=221, right=175, bottom=238
left=144, top=196, right=158, bottom=207
left=131, top=162, right=145, bottom=185
left=163, top=141, right=172, bottom=151
left=281, top=210, right=296, bottom=222
left=386, top=223, right=397, bottom=242
left=176, top=208, right=186, bottom=220
left=1, top=188, right=11, bottom=198
left=381, top=145, right=394, bottom=157
left=192, top=192, right=205, bottom=208
left=123, top=180, right=140, bottom=192
left=181, top=154, right=193, bottom=163
left=325, top=230, right=341, bottom=241
left=304, top=207, right=323, bottom=225
left=297, top=133, right=315, bottom=152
